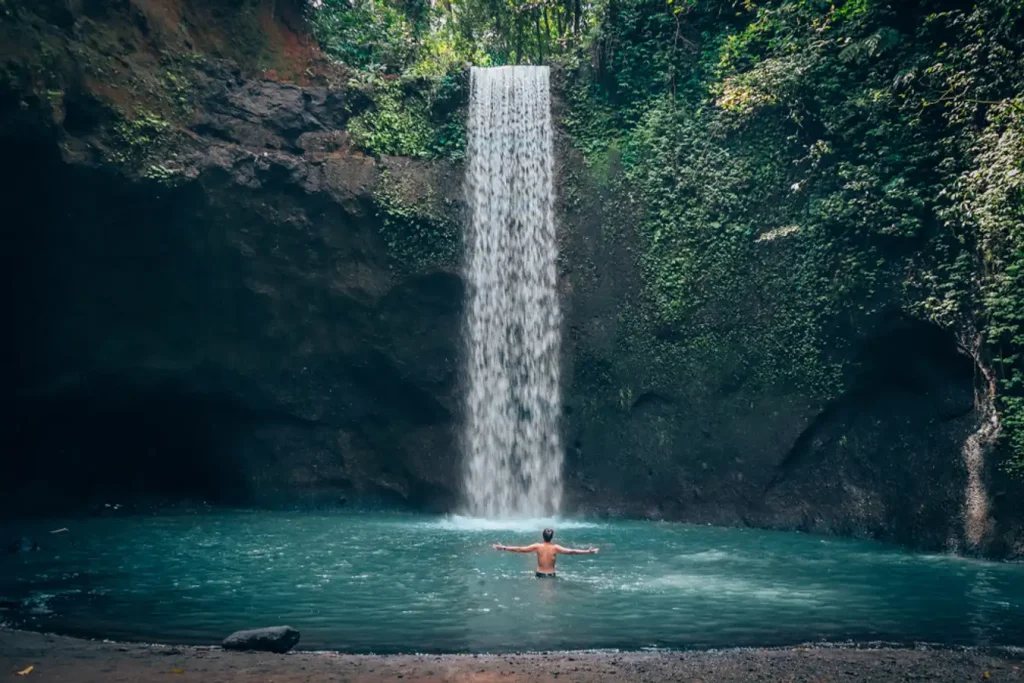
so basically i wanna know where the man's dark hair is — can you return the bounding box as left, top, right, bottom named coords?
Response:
left=542, top=528, right=554, bottom=542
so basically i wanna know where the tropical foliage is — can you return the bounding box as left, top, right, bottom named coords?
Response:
left=309, top=0, right=1024, bottom=471
left=308, top=0, right=591, bottom=72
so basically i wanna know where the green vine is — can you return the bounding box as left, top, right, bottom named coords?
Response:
left=347, top=72, right=466, bottom=160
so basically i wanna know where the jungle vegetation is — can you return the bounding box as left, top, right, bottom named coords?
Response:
left=307, top=0, right=1024, bottom=472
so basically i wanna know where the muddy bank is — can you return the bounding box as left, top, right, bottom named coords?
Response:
left=2, top=629, right=1022, bottom=682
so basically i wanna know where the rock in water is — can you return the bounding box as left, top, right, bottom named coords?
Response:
left=222, top=626, right=300, bottom=653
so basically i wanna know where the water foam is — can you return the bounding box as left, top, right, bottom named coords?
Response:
left=427, top=515, right=600, bottom=532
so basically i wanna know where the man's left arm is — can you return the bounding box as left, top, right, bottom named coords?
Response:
left=493, top=543, right=540, bottom=553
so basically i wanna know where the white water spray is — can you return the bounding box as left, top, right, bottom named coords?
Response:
left=461, top=66, right=563, bottom=518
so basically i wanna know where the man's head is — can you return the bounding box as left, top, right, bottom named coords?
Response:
left=542, top=528, right=554, bottom=542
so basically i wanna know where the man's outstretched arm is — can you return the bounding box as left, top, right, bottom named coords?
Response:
left=554, top=545, right=599, bottom=554
left=492, top=543, right=540, bottom=553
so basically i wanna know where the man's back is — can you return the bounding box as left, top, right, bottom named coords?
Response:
left=536, top=542, right=558, bottom=574
left=492, top=528, right=598, bottom=577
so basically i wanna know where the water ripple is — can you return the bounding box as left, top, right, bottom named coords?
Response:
left=1, top=510, right=1022, bottom=653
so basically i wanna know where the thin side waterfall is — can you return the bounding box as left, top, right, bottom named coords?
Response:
left=461, top=66, right=563, bottom=519
left=961, top=407, right=997, bottom=549
left=962, top=429, right=991, bottom=548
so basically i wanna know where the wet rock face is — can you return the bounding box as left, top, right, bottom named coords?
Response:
left=751, top=320, right=979, bottom=547
left=0, top=46, right=465, bottom=514
left=561, top=318, right=978, bottom=536
left=191, top=80, right=350, bottom=152
left=554, top=140, right=1024, bottom=558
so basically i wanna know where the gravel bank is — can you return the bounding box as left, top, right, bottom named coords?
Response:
left=2, top=629, right=1021, bottom=682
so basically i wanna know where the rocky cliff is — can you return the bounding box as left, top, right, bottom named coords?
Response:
left=557, top=116, right=1023, bottom=559
left=1, top=0, right=1020, bottom=558
left=1, top=0, right=465, bottom=512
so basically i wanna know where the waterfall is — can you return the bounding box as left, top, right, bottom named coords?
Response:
left=962, top=428, right=991, bottom=548
left=959, top=348, right=998, bottom=552
left=461, top=66, right=563, bottom=519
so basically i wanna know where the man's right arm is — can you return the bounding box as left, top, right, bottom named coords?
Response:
left=554, top=545, right=599, bottom=554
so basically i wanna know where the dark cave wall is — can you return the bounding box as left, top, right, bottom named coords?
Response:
left=0, top=74, right=467, bottom=514
left=754, top=320, right=978, bottom=546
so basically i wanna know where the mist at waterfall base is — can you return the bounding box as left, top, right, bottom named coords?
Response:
left=3, top=510, right=1024, bottom=652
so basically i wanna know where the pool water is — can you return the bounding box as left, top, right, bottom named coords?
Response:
left=1, top=510, right=1022, bottom=652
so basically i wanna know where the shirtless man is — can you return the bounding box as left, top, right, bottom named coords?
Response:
left=492, top=528, right=598, bottom=578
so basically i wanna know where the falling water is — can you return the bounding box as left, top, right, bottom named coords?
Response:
left=461, top=66, right=563, bottom=518
left=962, top=429, right=991, bottom=548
